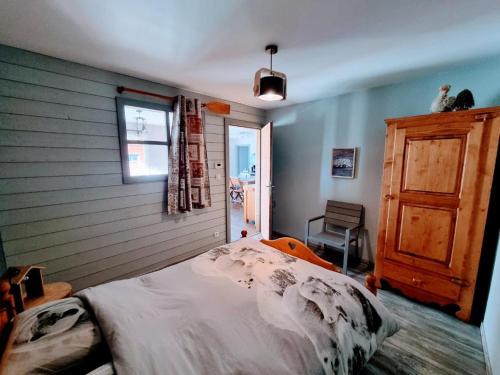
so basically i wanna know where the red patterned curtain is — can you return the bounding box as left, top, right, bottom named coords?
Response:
left=168, top=96, right=211, bottom=214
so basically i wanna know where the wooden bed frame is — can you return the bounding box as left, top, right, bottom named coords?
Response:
left=241, top=231, right=377, bottom=296
left=0, top=278, right=15, bottom=371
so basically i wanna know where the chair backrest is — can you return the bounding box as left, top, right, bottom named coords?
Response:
left=229, top=178, right=240, bottom=188
left=324, top=200, right=363, bottom=229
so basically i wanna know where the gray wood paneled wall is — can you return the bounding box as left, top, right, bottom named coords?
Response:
left=0, top=45, right=265, bottom=290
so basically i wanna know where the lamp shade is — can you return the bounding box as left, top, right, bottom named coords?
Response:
left=258, top=75, right=285, bottom=101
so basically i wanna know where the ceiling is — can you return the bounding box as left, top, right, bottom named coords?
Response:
left=1, top=0, right=500, bottom=109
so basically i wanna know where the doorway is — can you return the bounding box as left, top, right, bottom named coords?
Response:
left=225, top=120, right=273, bottom=243
left=227, top=125, right=260, bottom=242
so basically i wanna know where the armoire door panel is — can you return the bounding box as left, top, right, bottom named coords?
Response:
left=397, top=204, right=455, bottom=264
left=386, top=203, right=457, bottom=276
left=385, top=122, right=483, bottom=279
left=402, top=136, right=465, bottom=194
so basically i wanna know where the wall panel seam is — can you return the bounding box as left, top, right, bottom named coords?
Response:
left=4, top=209, right=226, bottom=259
left=47, top=224, right=225, bottom=278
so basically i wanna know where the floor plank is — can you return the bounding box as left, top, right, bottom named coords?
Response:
left=351, top=268, right=486, bottom=374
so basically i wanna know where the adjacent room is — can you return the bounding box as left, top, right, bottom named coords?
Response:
left=228, top=125, right=260, bottom=242
left=0, top=1, right=499, bottom=374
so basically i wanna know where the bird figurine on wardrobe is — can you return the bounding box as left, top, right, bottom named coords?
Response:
left=452, top=89, right=475, bottom=110
left=430, top=84, right=455, bottom=113
left=430, top=84, right=475, bottom=113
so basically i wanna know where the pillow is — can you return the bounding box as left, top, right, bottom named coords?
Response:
left=4, top=298, right=105, bottom=375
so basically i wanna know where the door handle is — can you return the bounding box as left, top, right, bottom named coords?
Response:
left=384, top=194, right=393, bottom=201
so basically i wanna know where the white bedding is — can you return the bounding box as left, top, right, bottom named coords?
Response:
left=78, top=238, right=398, bottom=375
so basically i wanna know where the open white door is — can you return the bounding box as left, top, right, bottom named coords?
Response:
left=260, top=122, right=273, bottom=240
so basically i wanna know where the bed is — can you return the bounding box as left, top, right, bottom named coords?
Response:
left=0, top=236, right=398, bottom=375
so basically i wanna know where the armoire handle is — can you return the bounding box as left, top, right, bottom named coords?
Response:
left=450, top=277, right=470, bottom=287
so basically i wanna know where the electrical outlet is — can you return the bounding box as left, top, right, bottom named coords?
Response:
left=213, top=231, right=220, bottom=238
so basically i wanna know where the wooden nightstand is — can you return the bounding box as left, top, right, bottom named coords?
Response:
left=24, top=282, right=72, bottom=310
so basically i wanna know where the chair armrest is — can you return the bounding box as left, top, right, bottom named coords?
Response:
left=305, top=215, right=325, bottom=239
left=307, top=215, right=325, bottom=223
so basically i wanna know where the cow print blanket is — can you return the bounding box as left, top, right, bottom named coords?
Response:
left=192, top=240, right=399, bottom=374
left=78, top=238, right=398, bottom=375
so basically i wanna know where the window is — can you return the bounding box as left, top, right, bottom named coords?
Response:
left=116, top=98, right=173, bottom=183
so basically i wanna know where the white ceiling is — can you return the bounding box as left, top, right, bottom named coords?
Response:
left=1, top=0, right=500, bottom=109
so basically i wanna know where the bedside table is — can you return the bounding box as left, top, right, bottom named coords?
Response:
left=24, top=282, right=72, bottom=310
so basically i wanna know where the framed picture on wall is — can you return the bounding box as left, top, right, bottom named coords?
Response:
left=331, top=148, right=356, bottom=178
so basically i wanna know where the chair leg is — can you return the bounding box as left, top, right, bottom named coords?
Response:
left=343, top=229, right=350, bottom=274
left=355, top=229, right=361, bottom=258
left=304, top=222, right=309, bottom=247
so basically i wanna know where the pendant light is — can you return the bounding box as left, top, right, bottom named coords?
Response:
left=253, top=44, right=287, bottom=101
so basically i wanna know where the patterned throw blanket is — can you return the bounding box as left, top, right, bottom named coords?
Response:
left=192, top=241, right=399, bottom=375
left=76, top=238, right=398, bottom=375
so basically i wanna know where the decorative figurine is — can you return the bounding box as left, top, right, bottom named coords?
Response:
left=430, top=84, right=455, bottom=113
left=451, top=89, right=475, bottom=111
left=431, top=85, right=475, bottom=113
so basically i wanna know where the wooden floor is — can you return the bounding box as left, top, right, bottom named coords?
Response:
left=330, top=259, right=486, bottom=374
left=230, top=203, right=258, bottom=242
left=355, top=272, right=486, bottom=374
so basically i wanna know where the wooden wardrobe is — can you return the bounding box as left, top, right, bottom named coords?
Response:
left=374, top=106, right=500, bottom=322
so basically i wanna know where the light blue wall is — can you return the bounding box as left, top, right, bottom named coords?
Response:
left=267, top=54, right=500, bottom=372
left=484, top=233, right=500, bottom=375
left=267, top=55, right=500, bottom=262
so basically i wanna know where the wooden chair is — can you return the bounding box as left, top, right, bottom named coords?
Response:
left=229, top=178, right=244, bottom=203
left=305, top=200, right=364, bottom=274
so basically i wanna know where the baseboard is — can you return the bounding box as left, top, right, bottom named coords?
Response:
left=481, top=322, right=493, bottom=375
left=272, top=230, right=298, bottom=240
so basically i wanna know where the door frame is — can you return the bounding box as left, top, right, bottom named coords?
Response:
left=260, top=121, right=273, bottom=240
left=224, top=118, right=263, bottom=242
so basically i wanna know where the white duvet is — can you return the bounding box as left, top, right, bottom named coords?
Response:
left=78, top=238, right=398, bottom=375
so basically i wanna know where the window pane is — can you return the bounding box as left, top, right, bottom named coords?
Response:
left=124, top=105, right=167, bottom=142
left=127, top=144, right=168, bottom=177
left=169, top=112, right=174, bottom=134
